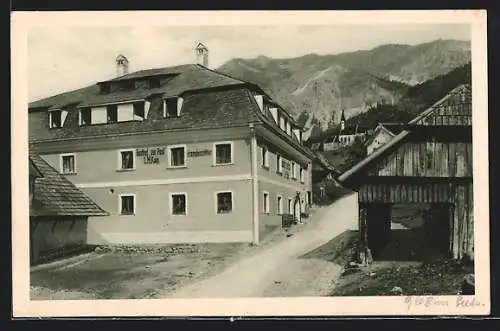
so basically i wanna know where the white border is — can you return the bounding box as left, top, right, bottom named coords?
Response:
left=212, top=141, right=234, bottom=166
left=167, top=144, right=187, bottom=169
left=214, top=190, right=234, bottom=215
left=11, top=10, right=489, bottom=317
left=117, top=148, right=136, bottom=171
left=169, top=192, right=188, bottom=216
left=261, top=146, right=269, bottom=168
left=118, top=193, right=136, bottom=216
left=277, top=194, right=283, bottom=215
left=59, top=152, right=77, bottom=175
left=262, top=190, right=270, bottom=214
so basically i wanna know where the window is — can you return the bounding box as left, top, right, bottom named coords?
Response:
left=99, top=83, right=111, bottom=94
left=288, top=198, right=293, bottom=214
left=168, top=145, right=186, bottom=168
left=60, top=153, right=76, bottom=174
left=276, top=155, right=283, bottom=174
left=149, top=78, right=161, bottom=89
left=170, top=193, right=187, bottom=216
left=279, top=116, right=286, bottom=131
left=214, top=142, right=233, bottom=165
left=300, top=168, right=306, bottom=183
left=277, top=195, right=283, bottom=215
left=49, top=110, right=62, bottom=128
left=118, top=149, right=135, bottom=170
left=291, top=162, right=297, bottom=179
left=119, top=194, right=135, bottom=215
left=107, top=105, right=118, bottom=123
left=164, top=97, right=179, bottom=118
left=263, top=192, right=270, bottom=213
left=80, top=108, right=91, bottom=126
left=133, top=102, right=145, bottom=120
left=216, top=191, right=233, bottom=214
left=261, top=147, right=269, bottom=168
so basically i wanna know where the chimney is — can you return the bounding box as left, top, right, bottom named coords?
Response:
left=116, top=54, right=129, bottom=77
left=195, top=42, right=209, bottom=68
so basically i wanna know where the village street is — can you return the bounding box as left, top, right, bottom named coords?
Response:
left=169, top=193, right=358, bottom=298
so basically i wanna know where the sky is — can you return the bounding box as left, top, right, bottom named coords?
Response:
left=28, top=24, right=470, bottom=102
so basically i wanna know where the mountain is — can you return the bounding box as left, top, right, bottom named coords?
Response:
left=306, top=61, right=471, bottom=144
left=217, top=39, right=470, bottom=127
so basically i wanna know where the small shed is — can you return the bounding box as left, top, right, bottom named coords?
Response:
left=338, top=84, right=473, bottom=262
left=29, top=153, right=108, bottom=265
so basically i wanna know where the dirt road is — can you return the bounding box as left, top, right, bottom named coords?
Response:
left=170, top=193, right=358, bottom=298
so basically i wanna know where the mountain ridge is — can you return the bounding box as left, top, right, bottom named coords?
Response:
left=218, top=39, right=471, bottom=127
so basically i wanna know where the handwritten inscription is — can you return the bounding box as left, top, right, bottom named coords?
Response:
left=136, top=147, right=166, bottom=165
left=405, top=296, right=484, bottom=311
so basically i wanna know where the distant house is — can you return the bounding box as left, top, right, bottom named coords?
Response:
left=29, top=154, right=108, bottom=265
left=365, top=122, right=405, bottom=155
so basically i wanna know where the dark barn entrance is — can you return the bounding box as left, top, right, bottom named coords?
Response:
left=363, top=202, right=452, bottom=261
left=339, top=84, right=474, bottom=262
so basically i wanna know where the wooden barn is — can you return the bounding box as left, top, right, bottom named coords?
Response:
left=337, top=84, right=473, bottom=262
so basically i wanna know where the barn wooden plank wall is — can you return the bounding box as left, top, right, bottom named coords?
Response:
left=358, top=180, right=473, bottom=204
left=451, top=181, right=474, bottom=260
left=370, top=142, right=473, bottom=178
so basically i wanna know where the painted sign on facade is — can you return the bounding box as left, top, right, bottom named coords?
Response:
left=187, top=149, right=212, bottom=157
left=136, top=147, right=166, bottom=165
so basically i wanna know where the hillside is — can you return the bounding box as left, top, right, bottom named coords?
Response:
left=218, top=39, right=470, bottom=127
left=307, top=61, right=471, bottom=175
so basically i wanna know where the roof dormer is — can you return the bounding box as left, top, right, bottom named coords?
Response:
left=163, top=96, right=184, bottom=118
left=48, top=109, right=68, bottom=129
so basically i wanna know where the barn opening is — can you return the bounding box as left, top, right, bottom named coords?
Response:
left=338, top=85, right=474, bottom=263
left=367, top=203, right=452, bottom=262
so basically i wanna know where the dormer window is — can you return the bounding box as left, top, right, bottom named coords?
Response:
left=48, top=109, right=67, bottom=128
left=279, top=116, right=286, bottom=131
left=133, top=101, right=145, bottom=120
left=164, top=97, right=182, bottom=118
left=270, top=108, right=278, bottom=123
left=254, top=95, right=264, bottom=112
left=80, top=108, right=92, bottom=126
left=119, top=80, right=135, bottom=91
left=148, top=78, right=161, bottom=89
left=99, top=83, right=111, bottom=94
left=107, top=105, right=118, bottom=123
left=49, top=110, right=62, bottom=128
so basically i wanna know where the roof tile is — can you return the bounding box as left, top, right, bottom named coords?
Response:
left=29, top=154, right=109, bottom=217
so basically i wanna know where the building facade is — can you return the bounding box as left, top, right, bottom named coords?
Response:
left=28, top=51, right=313, bottom=245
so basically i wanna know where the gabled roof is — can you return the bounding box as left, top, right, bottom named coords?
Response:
left=29, top=154, right=109, bottom=217
left=337, top=84, right=472, bottom=187
left=363, top=122, right=403, bottom=147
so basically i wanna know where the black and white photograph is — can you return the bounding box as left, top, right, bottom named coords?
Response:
left=11, top=10, right=489, bottom=317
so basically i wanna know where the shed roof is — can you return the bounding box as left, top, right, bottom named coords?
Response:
left=29, top=154, right=109, bottom=217
left=337, top=84, right=472, bottom=187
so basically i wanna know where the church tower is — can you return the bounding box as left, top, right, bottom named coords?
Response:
left=340, top=109, right=346, bottom=132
